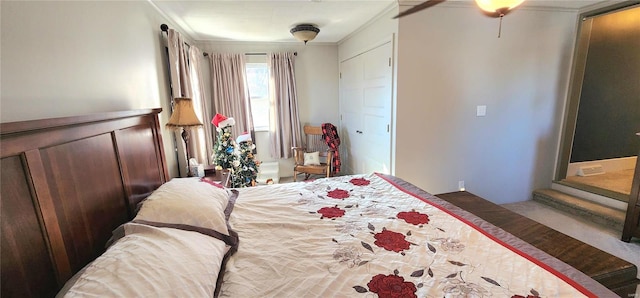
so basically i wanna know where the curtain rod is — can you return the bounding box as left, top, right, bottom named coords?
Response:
left=161, top=24, right=208, bottom=57
left=202, top=52, right=298, bottom=57
left=161, top=24, right=298, bottom=58
left=245, top=52, right=297, bottom=56
left=160, top=23, right=194, bottom=49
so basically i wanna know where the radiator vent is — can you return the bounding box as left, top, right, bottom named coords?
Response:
left=577, top=164, right=605, bottom=177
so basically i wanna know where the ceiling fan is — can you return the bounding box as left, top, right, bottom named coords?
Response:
left=394, top=0, right=526, bottom=37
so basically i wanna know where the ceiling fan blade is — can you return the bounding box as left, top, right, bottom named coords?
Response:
left=393, top=0, right=447, bottom=19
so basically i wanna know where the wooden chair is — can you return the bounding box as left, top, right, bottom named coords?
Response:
left=292, top=125, right=334, bottom=181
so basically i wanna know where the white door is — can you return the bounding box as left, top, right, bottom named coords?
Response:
left=339, top=55, right=363, bottom=174
left=340, top=41, right=393, bottom=175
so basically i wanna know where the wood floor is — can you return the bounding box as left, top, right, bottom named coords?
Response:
left=436, top=191, right=640, bottom=297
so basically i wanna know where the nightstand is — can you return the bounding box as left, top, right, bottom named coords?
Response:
left=203, top=166, right=231, bottom=188
left=204, top=165, right=216, bottom=177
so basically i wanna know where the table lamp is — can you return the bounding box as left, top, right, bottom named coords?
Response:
left=166, top=97, right=203, bottom=177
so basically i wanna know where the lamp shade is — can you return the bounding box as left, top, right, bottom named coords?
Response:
left=475, top=0, right=525, bottom=15
left=290, top=24, right=320, bottom=44
left=166, top=97, right=203, bottom=128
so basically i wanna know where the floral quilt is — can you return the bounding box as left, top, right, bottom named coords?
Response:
left=219, top=173, right=612, bottom=298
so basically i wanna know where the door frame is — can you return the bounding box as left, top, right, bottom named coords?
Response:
left=555, top=1, right=639, bottom=181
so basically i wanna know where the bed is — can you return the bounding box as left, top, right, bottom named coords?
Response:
left=1, top=109, right=638, bottom=297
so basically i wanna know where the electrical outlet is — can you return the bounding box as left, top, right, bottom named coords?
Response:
left=458, top=180, right=465, bottom=191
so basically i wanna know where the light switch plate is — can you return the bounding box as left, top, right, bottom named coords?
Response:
left=476, top=105, right=486, bottom=117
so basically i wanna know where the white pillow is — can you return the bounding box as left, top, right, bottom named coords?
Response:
left=58, top=223, right=227, bottom=297
left=134, top=178, right=230, bottom=235
left=303, top=151, right=321, bottom=165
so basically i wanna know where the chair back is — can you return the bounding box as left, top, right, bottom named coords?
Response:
left=292, top=125, right=329, bottom=165
left=304, top=126, right=328, bottom=155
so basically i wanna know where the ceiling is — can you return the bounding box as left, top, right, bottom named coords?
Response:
left=150, top=0, right=611, bottom=44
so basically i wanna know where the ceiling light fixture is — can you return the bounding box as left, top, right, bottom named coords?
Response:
left=290, top=24, right=320, bottom=44
left=475, top=0, right=525, bottom=37
left=474, top=0, right=525, bottom=16
left=394, top=0, right=526, bottom=38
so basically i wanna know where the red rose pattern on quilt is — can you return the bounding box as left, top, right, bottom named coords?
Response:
left=220, top=174, right=592, bottom=298
left=327, top=188, right=350, bottom=199
left=318, top=206, right=345, bottom=219
left=305, top=176, right=576, bottom=298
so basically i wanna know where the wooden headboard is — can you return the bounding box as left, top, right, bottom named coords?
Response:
left=1, top=109, right=169, bottom=297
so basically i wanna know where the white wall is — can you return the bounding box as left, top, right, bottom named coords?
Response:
left=395, top=6, right=578, bottom=204
left=2, top=2, right=581, bottom=199
left=339, top=7, right=399, bottom=62
left=197, top=42, right=340, bottom=176
left=1, top=1, right=181, bottom=177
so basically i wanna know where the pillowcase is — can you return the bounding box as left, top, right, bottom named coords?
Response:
left=58, top=223, right=228, bottom=297
left=134, top=177, right=231, bottom=235
left=303, top=151, right=320, bottom=165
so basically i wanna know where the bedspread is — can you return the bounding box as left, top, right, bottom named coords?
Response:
left=220, top=173, right=614, bottom=297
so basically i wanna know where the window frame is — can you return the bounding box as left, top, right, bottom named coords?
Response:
left=245, top=61, right=270, bottom=132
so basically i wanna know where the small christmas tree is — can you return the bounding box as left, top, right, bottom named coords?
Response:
left=211, top=114, right=238, bottom=172
left=231, top=132, right=260, bottom=188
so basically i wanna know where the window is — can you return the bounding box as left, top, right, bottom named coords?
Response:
left=246, top=62, right=270, bottom=131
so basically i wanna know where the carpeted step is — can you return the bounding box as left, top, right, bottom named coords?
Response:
left=532, top=188, right=626, bottom=231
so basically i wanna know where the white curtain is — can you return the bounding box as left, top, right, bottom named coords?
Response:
left=167, top=29, right=192, bottom=98
left=188, top=47, right=211, bottom=165
left=166, top=29, right=210, bottom=175
left=208, top=53, right=254, bottom=139
left=268, top=52, right=302, bottom=159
